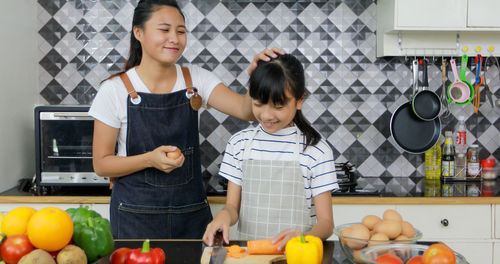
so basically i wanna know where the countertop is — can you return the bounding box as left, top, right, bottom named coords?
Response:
left=1, top=177, right=499, bottom=204
left=93, top=239, right=436, bottom=264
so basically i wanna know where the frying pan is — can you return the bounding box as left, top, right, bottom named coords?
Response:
left=411, top=59, right=441, bottom=120
left=390, top=60, right=441, bottom=154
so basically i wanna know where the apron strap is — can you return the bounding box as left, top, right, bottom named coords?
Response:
left=181, top=66, right=196, bottom=94
left=119, top=73, right=139, bottom=99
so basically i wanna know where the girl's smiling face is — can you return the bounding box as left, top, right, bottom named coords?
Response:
left=134, top=5, right=187, bottom=66
left=252, top=90, right=304, bottom=134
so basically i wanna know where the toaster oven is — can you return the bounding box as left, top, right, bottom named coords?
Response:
left=35, top=106, right=109, bottom=186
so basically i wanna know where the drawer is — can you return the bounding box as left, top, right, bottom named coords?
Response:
left=396, top=205, right=492, bottom=239
left=444, top=240, right=493, bottom=264
left=496, top=205, right=500, bottom=239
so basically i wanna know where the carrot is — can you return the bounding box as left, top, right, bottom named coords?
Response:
left=247, top=239, right=284, bottom=255
left=228, top=245, right=245, bottom=254
left=229, top=252, right=245, bottom=258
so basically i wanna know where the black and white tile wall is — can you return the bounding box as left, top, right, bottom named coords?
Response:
left=38, top=0, right=499, bottom=192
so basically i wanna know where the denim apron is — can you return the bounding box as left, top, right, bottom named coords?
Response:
left=110, top=67, right=212, bottom=239
left=237, top=127, right=312, bottom=240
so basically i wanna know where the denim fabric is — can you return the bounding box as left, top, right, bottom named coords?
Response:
left=110, top=89, right=212, bottom=239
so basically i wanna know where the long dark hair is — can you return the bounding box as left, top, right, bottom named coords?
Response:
left=249, top=54, right=321, bottom=148
left=106, top=0, right=185, bottom=80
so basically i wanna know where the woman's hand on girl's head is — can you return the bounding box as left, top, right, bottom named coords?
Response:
left=272, top=228, right=301, bottom=251
left=147, top=145, right=184, bottom=173
left=248, top=47, right=286, bottom=74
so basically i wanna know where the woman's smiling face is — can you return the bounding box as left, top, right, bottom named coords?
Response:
left=252, top=90, right=304, bottom=134
left=134, top=5, right=187, bottom=66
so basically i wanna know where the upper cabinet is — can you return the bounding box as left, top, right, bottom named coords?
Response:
left=377, top=0, right=500, bottom=56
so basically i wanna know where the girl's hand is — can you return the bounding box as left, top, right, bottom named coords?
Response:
left=272, top=228, right=301, bottom=251
left=248, top=47, right=286, bottom=74
left=202, top=218, right=230, bottom=246
left=148, top=145, right=184, bottom=173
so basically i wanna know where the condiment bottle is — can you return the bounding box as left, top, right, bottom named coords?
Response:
left=480, top=159, right=497, bottom=180
left=441, top=131, right=455, bottom=179
left=467, top=144, right=480, bottom=180
left=425, top=142, right=441, bottom=180
left=455, top=153, right=467, bottom=179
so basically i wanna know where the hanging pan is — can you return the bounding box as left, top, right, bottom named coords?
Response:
left=411, top=59, right=441, bottom=120
left=390, top=60, right=441, bottom=154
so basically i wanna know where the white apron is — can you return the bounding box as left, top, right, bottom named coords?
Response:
left=237, top=127, right=312, bottom=240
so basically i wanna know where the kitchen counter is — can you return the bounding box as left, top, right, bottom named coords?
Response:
left=1, top=177, right=499, bottom=204
left=93, top=239, right=436, bottom=264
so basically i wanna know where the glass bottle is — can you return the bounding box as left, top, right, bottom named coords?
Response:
left=455, top=153, right=467, bottom=180
left=425, top=142, right=441, bottom=180
left=467, top=144, right=481, bottom=180
left=441, top=131, right=455, bottom=180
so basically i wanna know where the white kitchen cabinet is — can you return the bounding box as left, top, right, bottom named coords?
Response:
left=495, top=204, right=500, bottom=238
left=395, top=204, right=492, bottom=239
left=376, top=0, right=500, bottom=56
left=494, top=242, right=500, bottom=264
left=0, top=203, right=80, bottom=212
left=444, top=240, right=493, bottom=264
left=467, top=0, right=500, bottom=28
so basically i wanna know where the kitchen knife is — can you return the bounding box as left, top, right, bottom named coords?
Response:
left=209, top=232, right=227, bottom=264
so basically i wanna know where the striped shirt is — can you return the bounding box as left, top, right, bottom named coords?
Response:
left=219, top=125, right=339, bottom=216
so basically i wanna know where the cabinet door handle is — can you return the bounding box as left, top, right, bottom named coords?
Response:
left=441, top=219, right=449, bottom=227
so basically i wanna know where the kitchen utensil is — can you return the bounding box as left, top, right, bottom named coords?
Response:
left=440, top=58, right=451, bottom=117
left=412, top=59, right=441, bottom=120
left=484, top=56, right=499, bottom=108
left=447, top=58, right=473, bottom=104
left=333, top=223, right=423, bottom=264
left=359, top=243, right=469, bottom=264
left=209, top=232, right=228, bottom=264
left=390, top=60, right=441, bottom=154
left=473, top=54, right=483, bottom=114
left=201, top=247, right=286, bottom=264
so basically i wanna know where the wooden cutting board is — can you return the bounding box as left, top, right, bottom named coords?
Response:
left=200, top=247, right=286, bottom=264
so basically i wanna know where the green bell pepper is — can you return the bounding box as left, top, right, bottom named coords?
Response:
left=66, top=206, right=101, bottom=224
left=73, top=217, right=114, bottom=262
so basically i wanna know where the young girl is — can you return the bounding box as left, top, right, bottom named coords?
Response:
left=89, top=0, right=283, bottom=239
left=203, top=54, right=338, bottom=250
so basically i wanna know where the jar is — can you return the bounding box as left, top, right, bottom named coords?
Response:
left=481, top=159, right=497, bottom=180
left=467, top=144, right=480, bottom=180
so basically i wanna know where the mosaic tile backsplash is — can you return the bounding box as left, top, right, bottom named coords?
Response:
left=38, top=0, right=500, bottom=193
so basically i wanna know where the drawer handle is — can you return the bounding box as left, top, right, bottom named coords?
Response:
left=441, top=219, right=449, bottom=227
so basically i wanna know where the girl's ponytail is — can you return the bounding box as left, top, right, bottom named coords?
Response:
left=294, top=110, right=320, bottom=149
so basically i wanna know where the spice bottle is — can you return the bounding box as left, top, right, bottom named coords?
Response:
left=441, top=131, right=455, bottom=179
left=467, top=144, right=481, bottom=180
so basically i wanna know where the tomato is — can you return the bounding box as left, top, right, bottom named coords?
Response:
left=0, top=234, right=35, bottom=264
left=422, top=243, right=456, bottom=264
left=110, top=247, right=132, bottom=264
left=375, top=253, right=404, bottom=264
left=406, top=255, right=423, bottom=264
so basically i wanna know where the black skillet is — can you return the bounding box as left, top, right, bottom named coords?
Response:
left=411, top=59, right=441, bottom=121
left=390, top=60, right=441, bottom=154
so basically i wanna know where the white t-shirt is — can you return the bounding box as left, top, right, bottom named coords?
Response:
left=89, top=64, right=221, bottom=157
left=219, top=125, right=339, bottom=216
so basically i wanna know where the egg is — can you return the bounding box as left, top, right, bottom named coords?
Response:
left=401, top=221, right=416, bottom=238
left=362, top=215, right=381, bottom=230
left=373, top=220, right=402, bottom=239
left=345, top=224, right=370, bottom=249
left=383, top=209, right=403, bottom=222
left=166, top=148, right=182, bottom=159
left=395, top=234, right=410, bottom=243
left=352, top=249, right=364, bottom=263
left=368, top=233, right=389, bottom=246
left=340, top=227, right=352, bottom=244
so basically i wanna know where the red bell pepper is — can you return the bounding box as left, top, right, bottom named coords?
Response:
left=125, top=240, right=165, bottom=264
left=110, top=247, right=132, bottom=264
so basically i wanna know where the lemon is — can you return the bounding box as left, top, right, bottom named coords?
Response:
left=1, top=207, right=36, bottom=236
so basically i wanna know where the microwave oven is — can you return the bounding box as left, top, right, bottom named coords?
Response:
left=35, top=106, right=109, bottom=186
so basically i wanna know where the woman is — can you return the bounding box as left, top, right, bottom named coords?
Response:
left=89, top=0, right=283, bottom=239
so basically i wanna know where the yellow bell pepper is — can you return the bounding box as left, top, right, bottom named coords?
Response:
left=285, top=234, right=323, bottom=264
